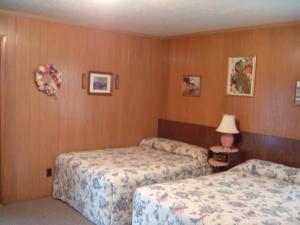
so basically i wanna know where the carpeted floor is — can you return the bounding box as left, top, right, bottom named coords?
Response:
left=0, top=198, right=94, bottom=225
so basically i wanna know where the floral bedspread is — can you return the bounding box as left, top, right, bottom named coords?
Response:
left=133, top=159, right=300, bottom=225
left=53, top=138, right=211, bottom=225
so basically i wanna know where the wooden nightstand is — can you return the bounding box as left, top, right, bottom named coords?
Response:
left=208, top=146, right=240, bottom=173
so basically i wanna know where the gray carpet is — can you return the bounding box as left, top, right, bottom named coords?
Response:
left=0, top=198, right=94, bottom=225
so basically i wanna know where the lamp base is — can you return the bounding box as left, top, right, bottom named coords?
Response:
left=221, top=133, right=234, bottom=149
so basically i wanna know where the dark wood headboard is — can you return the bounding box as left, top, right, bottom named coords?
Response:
left=158, top=119, right=300, bottom=168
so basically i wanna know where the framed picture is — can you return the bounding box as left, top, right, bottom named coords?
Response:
left=296, top=81, right=300, bottom=105
left=182, top=75, right=201, bottom=96
left=89, top=71, right=112, bottom=95
left=227, top=56, right=256, bottom=96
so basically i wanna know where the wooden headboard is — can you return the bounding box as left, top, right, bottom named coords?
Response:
left=158, top=119, right=300, bottom=168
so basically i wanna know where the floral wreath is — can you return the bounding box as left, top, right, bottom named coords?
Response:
left=35, top=64, right=62, bottom=96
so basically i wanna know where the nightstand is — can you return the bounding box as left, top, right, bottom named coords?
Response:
left=208, top=146, right=240, bottom=173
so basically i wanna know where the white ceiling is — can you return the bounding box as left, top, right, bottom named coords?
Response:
left=0, top=0, right=300, bottom=37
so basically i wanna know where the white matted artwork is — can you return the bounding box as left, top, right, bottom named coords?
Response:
left=89, top=71, right=112, bottom=95
left=182, top=75, right=201, bottom=96
left=227, top=56, right=256, bottom=96
left=296, top=81, right=300, bottom=105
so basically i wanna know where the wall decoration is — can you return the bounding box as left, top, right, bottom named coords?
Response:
left=296, top=81, right=300, bottom=105
left=227, top=56, right=256, bottom=96
left=115, top=74, right=119, bottom=90
left=182, top=75, right=201, bottom=96
left=89, top=71, right=112, bottom=95
left=35, top=64, right=62, bottom=97
left=82, top=72, right=87, bottom=89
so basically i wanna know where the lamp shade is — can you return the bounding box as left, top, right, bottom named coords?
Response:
left=216, top=114, right=239, bottom=134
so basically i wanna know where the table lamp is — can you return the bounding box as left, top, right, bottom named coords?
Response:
left=216, top=114, right=239, bottom=149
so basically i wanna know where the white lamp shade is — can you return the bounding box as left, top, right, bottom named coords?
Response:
left=216, top=114, right=239, bottom=134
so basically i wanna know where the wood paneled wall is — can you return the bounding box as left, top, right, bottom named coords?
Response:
left=0, top=12, right=168, bottom=204
left=163, top=24, right=300, bottom=140
left=1, top=10, right=299, bottom=204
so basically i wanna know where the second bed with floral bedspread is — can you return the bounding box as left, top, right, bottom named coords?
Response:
left=133, top=159, right=300, bottom=225
left=53, top=137, right=212, bottom=225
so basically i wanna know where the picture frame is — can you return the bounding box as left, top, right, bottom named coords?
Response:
left=89, top=71, right=112, bottom=95
left=296, top=80, right=300, bottom=105
left=182, top=75, right=201, bottom=97
left=227, top=56, right=256, bottom=96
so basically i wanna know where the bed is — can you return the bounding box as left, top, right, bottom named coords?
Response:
left=53, top=137, right=212, bottom=225
left=133, top=159, right=300, bottom=225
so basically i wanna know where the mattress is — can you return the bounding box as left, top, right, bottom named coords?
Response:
left=133, top=159, right=300, bottom=225
left=53, top=137, right=212, bottom=225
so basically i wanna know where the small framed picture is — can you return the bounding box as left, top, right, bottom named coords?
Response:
left=182, top=75, right=201, bottom=96
left=296, top=81, right=300, bottom=105
left=89, top=71, right=112, bottom=95
left=227, top=56, right=256, bottom=96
